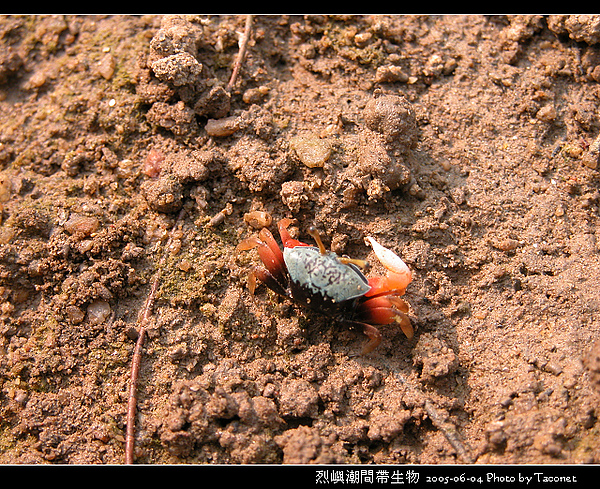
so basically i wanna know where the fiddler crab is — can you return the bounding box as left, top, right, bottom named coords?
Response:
left=237, top=218, right=413, bottom=353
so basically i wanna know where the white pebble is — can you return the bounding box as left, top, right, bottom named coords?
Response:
left=87, top=300, right=111, bottom=325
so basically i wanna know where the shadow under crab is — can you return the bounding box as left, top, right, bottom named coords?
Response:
left=237, top=218, right=414, bottom=353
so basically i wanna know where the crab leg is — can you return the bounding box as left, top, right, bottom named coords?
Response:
left=237, top=234, right=285, bottom=283
left=361, top=323, right=382, bottom=354
left=357, top=295, right=409, bottom=314
left=341, top=319, right=383, bottom=354
left=356, top=296, right=414, bottom=339
left=258, top=228, right=285, bottom=266
left=251, top=267, right=287, bottom=297
left=357, top=308, right=413, bottom=339
left=278, top=218, right=310, bottom=249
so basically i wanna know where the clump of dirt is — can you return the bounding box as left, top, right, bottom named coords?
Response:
left=1, top=14, right=600, bottom=465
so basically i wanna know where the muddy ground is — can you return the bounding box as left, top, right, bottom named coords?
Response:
left=1, top=14, right=600, bottom=465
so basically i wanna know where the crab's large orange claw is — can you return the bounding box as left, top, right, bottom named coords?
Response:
left=365, top=272, right=411, bottom=297
left=364, top=236, right=412, bottom=297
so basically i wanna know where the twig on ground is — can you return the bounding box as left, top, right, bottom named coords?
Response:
left=124, top=208, right=186, bottom=464
left=424, top=399, right=474, bottom=464
left=385, top=361, right=475, bottom=464
left=226, top=15, right=253, bottom=92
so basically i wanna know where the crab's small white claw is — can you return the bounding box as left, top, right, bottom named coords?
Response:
left=365, top=236, right=411, bottom=278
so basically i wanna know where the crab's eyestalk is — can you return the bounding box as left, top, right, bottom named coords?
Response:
left=308, top=225, right=328, bottom=255
left=339, top=257, right=369, bottom=269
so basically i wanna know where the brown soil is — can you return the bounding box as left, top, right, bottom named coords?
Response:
left=1, top=14, right=600, bottom=465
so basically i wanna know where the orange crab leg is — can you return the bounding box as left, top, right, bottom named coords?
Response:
left=357, top=308, right=413, bottom=339
left=388, top=296, right=410, bottom=313
left=357, top=295, right=408, bottom=313
left=342, top=319, right=383, bottom=354
left=258, top=228, right=285, bottom=266
left=356, top=296, right=414, bottom=339
left=237, top=235, right=285, bottom=283
left=361, top=323, right=382, bottom=354
left=395, top=312, right=414, bottom=339
left=358, top=306, right=395, bottom=324
left=278, top=218, right=310, bottom=249
left=251, top=267, right=287, bottom=297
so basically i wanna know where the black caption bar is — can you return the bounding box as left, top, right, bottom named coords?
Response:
left=1, top=463, right=595, bottom=488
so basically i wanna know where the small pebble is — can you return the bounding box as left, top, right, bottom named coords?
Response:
left=0, top=175, right=12, bottom=202
left=563, top=144, right=583, bottom=159
left=280, top=181, right=307, bottom=213
left=76, top=239, right=94, bottom=254
left=242, top=86, right=269, bottom=104
left=243, top=211, right=272, bottom=229
left=168, top=238, right=182, bottom=255
left=493, top=238, right=520, bottom=252
left=536, top=105, right=557, bottom=122
left=206, top=203, right=233, bottom=228
left=289, top=133, right=331, bottom=168
left=64, top=215, right=100, bottom=237
left=97, top=53, right=116, bottom=80
left=178, top=259, right=192, bottom=272
left=207, top=212, right=226, bottom=227
left=205, top=116, right=240, bottom=137
left=28, top=71, right=47, bottom=88
left=151, top=52, right=202, bottom=87
left=87, top=299, right=111, bottom=325
left=375, top=65, right=409, bottom=83
left=543, top=361, right=563, bottom=376
left=582, top=133, right=600, bottom=169
left=354, top=31, right=373, bottom=47
left=65, top=305, right=85, bottom=324
left=13, top=389, right=29, bottom=406
left=143, top=150, right=164, bottom=178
